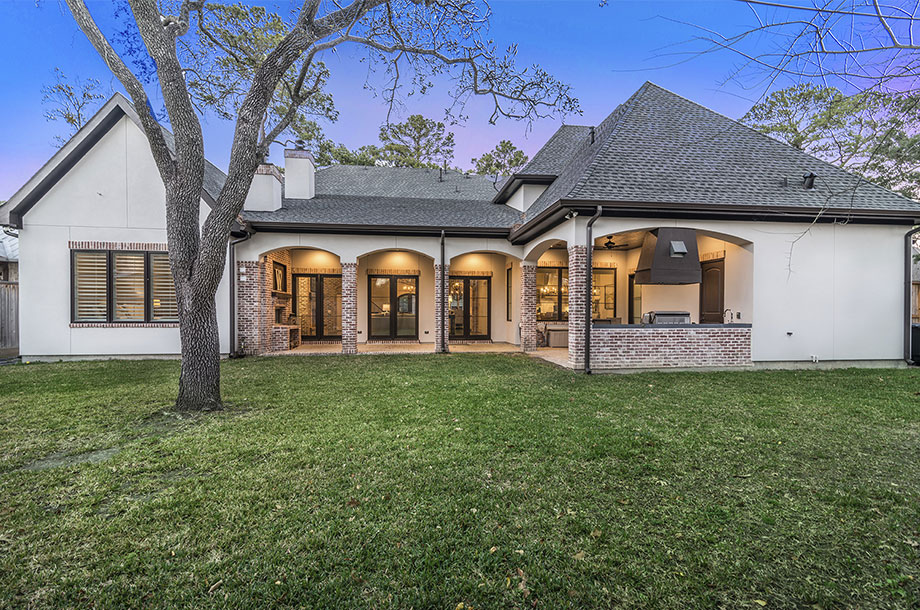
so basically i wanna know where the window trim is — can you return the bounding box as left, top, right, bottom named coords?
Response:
left=71, top=249, right=179, bottom=324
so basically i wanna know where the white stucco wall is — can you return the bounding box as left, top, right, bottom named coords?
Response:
left=18, top=116, right=230, bottom=358
left=591, top=217, right=906, bottom=363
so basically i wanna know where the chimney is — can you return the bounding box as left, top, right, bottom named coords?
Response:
left=284, top=148, right=315, bottom=199
left=243, top=164, right=282, bottom=212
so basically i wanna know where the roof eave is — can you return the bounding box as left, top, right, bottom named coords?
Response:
left=509, top=199, right=920, bottom=244
left=247, top=221, right=512, bottom=238
left=491, top=173, right=557, bottom=205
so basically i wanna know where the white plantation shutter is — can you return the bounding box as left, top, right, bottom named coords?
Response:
left=113, top=252, right=146, bottom=321
left=73, top=251, right=108, bottom=321
left=149, top=253, right=178, bottom=321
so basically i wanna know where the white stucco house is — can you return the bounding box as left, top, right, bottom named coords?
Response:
left=2, top=82, right=919, bottom=371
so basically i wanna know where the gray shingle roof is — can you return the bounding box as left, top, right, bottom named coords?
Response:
left=159, top=128, right=226, bottom=202
left=520, top=125, right=592, bottom=176
left=313, top=165, right=499, bottom=200
left=244, top=194, right=520, bottom=229
left=242, top=165, right=519, bottom=230
left=525, top=82, right=920, bottom=221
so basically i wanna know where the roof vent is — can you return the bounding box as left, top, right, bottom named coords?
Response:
left=669, top=240, right=688, bottom=258
left=803, top=172, right=816, bottom=189
left=589, top=126, right=596, bottom=144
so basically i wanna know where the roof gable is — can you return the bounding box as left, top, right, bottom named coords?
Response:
left=1, top=94, right=227, bottom=228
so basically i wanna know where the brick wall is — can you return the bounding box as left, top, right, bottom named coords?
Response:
left=236, top=260, right=265, bottom=355
left=263, top=249, right=293, bottom=352
left=341, top=262, right=357, bottom=354
left=567, top=245, right=587, bottom=369
left=589, top=326, right=752, bottom=369
left=520, top=263, right=537, bottom=352
left=434, top=263, right=449, bottom=353
left=237, top=249, right=296, bottom=355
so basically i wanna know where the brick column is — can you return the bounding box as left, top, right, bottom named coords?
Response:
left=341, top=262, right=358, bottom=354
left=236, top=260, right=266, bottom=355
left=567, top=245, right=587, bottom=370
left=435, top=263, right=450, bottom=353
left=520, top=262, right=537, bottom=352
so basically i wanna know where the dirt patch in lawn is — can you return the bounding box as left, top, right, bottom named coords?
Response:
left=18, top=447, right=119, bottom=471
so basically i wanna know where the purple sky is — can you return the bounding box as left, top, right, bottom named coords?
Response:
left=0, top=1, right=782, bottom=200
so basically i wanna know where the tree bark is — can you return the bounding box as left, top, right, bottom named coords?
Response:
left=175, top=281, right=222, bottom=411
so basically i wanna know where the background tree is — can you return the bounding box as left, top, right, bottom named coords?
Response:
left=314, top=141, right=385, bottom=167
left=472, top=139, right=528, bottom=176
left=41, top=68, right=108, bottom=146
left=378, top=115, right=455, bottom=168
left=743, top=83, right=920, bottom=198
left=63, top=0, right=577, bottom=411
left=686, top=1, right=920, bottom=94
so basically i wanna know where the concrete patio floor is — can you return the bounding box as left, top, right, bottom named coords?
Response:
left=271, top=341, right=572, bottom=368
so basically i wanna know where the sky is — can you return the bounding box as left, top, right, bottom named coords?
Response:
left=0, top=0, right=785, bottom=200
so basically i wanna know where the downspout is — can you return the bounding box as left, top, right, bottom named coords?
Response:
left=584, top=206, right=603, bottom=374
left=904, top=226, right=920, bottom=364
left=440, top=229, right=449, bottom=354
left=229, top=227, right=253, bottom=357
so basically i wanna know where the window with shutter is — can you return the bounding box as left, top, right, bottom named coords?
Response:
left=149, top=253, right=178, bottom=321
left=113, top=252, right=146, bottom=321
left=73, top=251, right=108, bottom=321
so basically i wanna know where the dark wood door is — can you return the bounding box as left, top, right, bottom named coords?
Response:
left=699, top=260, right=725, bottom=324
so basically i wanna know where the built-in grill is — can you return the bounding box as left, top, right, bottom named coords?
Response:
left=642, top=310, right=691, bottom=325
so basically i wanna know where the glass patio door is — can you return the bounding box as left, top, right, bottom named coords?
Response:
left=294, top=274, right=342, bottom=340
left=449, top=276, right=490, bottom=340
left=369, top=275, right=418, bottom=339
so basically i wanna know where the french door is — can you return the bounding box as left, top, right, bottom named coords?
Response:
left=368, top=275, right=418, bottom=340
left=293, top=274, right=342, bottom=340
left=449, top=276, right=491, bottom=340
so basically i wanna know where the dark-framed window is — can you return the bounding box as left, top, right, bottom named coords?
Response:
left=536, top=267, right=568, bottom=321
left=591, top=268, right=616, bottom=322
left=71, top=250, right=178, bottom=323
left=535, top=266, right=617, bottom=322
left=272, top=260, right=288, bottom=292
left=506, top=267, right=512, bottom=321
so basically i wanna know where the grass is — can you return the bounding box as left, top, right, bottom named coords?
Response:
left=1, top=354, right=919, bottom=608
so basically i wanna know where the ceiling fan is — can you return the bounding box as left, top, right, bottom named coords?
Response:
left=600, top=235, right=631, bottom=250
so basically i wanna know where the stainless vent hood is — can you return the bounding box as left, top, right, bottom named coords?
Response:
left=634, top=228, right=702, bottom=285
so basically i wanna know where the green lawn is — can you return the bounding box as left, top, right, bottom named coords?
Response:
left=1, top=355, right=919, bottom=608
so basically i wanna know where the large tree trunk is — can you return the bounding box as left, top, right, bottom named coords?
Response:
left=175, top=285, right=222, bottom=411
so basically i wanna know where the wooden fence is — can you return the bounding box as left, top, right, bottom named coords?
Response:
left=0, top=281, right=18, bottom=357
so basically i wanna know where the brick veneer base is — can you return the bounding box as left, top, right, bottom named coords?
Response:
left=434, top=264, right=449, bottom=353
left=341, top=263, right=357, bottom=354
left=520, top=263, right=537, bottom=352
left=567, top=245, right=587, bottom=369
left=589, top=326, right=752, bottom=370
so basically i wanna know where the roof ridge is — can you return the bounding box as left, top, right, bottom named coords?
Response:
left=567, top=82, right=649, bottom=199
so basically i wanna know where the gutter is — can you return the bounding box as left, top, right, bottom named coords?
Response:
left=584, top=206, right=602, bottom=374
left=510, top=200, right=920, bottom=245
left=229, top=225, right=253, bottom=356
left=905, top=225, right=920, bottom=364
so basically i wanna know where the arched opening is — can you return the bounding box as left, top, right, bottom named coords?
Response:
left=357, top=248, right=434, bottom=343
left=448, top=251, right=522, bottom=345
left=591, top=227, right=753, bottom=325
left=287, top=248, right=344, bottom=342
